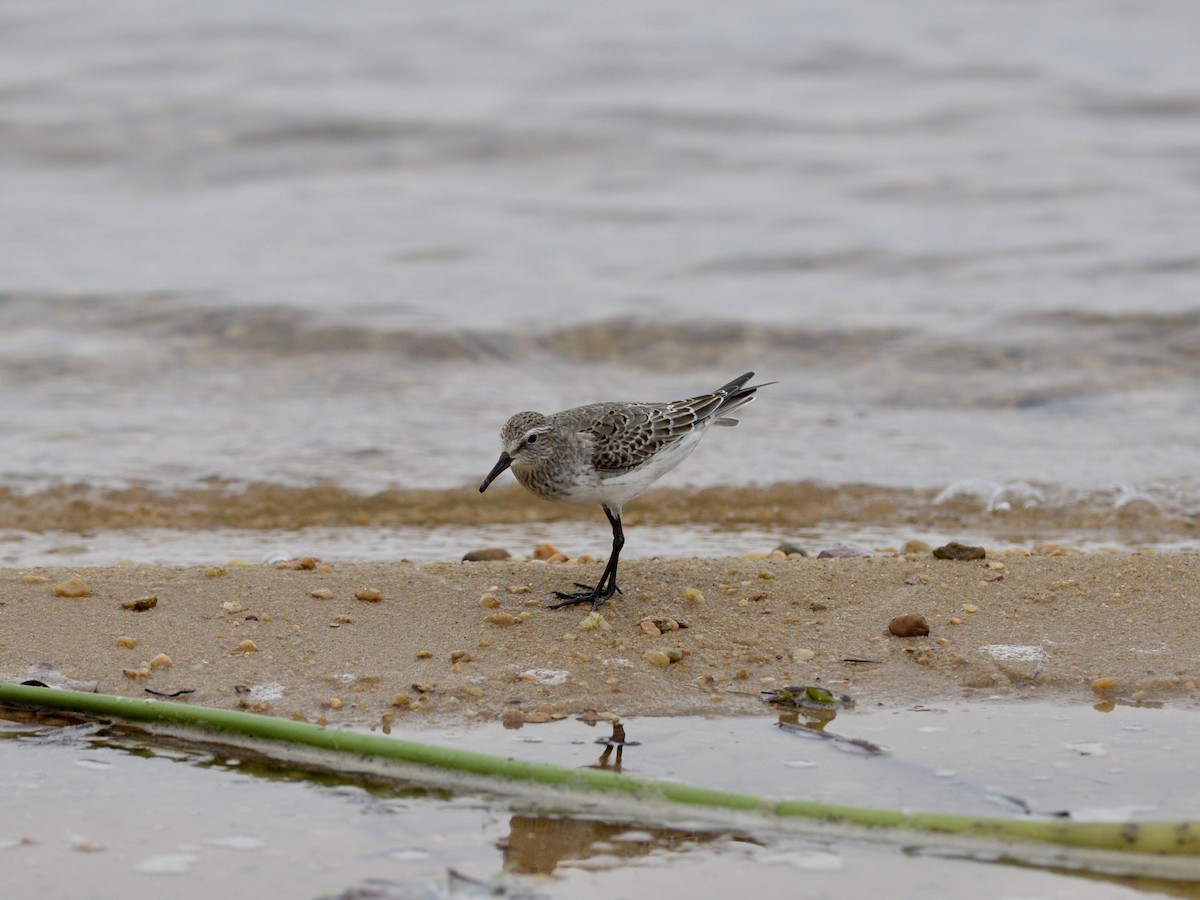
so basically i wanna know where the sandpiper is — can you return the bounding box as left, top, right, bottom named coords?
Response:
left=479, top=372, right=769, bottom=609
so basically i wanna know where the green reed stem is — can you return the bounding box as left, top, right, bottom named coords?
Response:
left=2, top=683, right=1198, bottom=858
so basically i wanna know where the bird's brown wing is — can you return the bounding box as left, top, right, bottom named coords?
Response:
left=584, top=394, right=726, bottom=474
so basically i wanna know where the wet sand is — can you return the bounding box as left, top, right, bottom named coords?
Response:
left=3, top=549, right=1197, bottom=726
left=2, top=481, right=1196, bottom=546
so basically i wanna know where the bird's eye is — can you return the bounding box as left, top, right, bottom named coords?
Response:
left=526, top=433, right=538, bottom=444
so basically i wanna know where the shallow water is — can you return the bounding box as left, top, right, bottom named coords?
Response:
left=3, top=520, right=1196, bottom=570
left=3, top=700, right=1199, bottom=897
left=3, top=1, right=1200, bottom=516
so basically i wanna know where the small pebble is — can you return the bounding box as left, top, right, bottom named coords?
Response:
left=792, top=648, right=816, bottom=661
left=276, top=556, right=320, bottom=570
left=643, top=649, right=672, bottom=668
left=948, top=617, right=963, bottom=626
left=122, top=596, right=158, bottom=611
left=640, top=619, right=662, bottom=637
left=486, top=611, right=520, bottom=627
left=328, top=698, right=342, bottom=710
left=237, top=639, right=258, bottom=653
left=355, top=588, right=383, bottom=603
left=222, top=600, right=245, bottom=613
left=773, top=542, right=808, bottom=557
left=933, top=542, right=986, bottom=560
left=205, top=566, right=227, bottom=578
left=122, top=668, right=150, bottom=680
left=54, top=576, right=92, bottom=598
left=889, top=614, right=931, bottom=638
left=21, top=574, right=52, bottom=584
left=116, top=636, right=138, bottom=649
left=450, top=650, right=473, bottom=663
left=902, top=539, right=932, bottom=554
left=310, top=588, right=334, bottom=600
left=961, top=603, right=979, bottom=614
left=816, top=543, right=871, bottom=559
left=532, top=543, right=563, bottom=561
left=462, top=548, right=511, bottom=562
left=417, top=650, right=433, bottom=659
left=479, top=593, right=501, bottom=609
left=1091, top=676, right=1117, bottom=694
left=577, top=612, right=610, bottom=632
left=683, top=587, right=704, bottom=603
left=149, top=653, right=173, bottom=669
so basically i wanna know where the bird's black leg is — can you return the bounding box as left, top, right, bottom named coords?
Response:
left=548, top=506, right=624, bottom=610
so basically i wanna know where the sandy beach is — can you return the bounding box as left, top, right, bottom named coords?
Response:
left=3, top=547, right=1197, bottom=727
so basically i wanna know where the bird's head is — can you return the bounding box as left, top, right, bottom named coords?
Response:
left=479, top=411, right=554, bottom=492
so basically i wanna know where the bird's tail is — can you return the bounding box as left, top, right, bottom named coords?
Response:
left=711, top=371, right=774, bottom=425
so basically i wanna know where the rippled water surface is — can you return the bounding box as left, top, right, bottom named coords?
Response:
left=2, top=0, right=1200, bottom=517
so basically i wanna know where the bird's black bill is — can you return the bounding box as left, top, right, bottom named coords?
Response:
left=479, top=452, right=513, bottom=493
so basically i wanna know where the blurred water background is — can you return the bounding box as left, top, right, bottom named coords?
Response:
left=2, top=0, right=1199, bottom=523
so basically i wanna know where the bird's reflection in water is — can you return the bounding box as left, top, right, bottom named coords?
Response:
left=498, top=718, right=753, bottom=875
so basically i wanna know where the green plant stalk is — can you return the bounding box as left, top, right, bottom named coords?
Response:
left=3, top=683, right=1198, bottom=857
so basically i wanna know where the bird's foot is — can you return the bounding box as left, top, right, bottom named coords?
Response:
left=547, top=582, right=622, bottom=611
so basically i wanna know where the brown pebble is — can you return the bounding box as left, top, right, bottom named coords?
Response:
left=543, top=552, right=571, bottom=564
left=354, top=587, right=383, bottom=603
left=450, top=650, right=473, bottom=663
left=486, top=611, right=520, bottom=627
left=462, top=548, right=511, bottom=562
left=122, top=668, right=150, bottom=680
left=116, top=636, right=138, bottom=649
left=1091, top=676, right=1117, bottom=694
left=149, top=653, right=173, bottom=669
left=933, top=541, right=986, bottom=560
left=54, top=576, right=92, bottom=598
left=889, top=614, right=931, bottom=637
left=122, top=596, right=158, bottom=611
left=276, top=556, right=320, bottom=570
left=416, top=650, right=433, bottom=659
left=639, top=619, right=662, bottom=637
left=237, top=639, right=258, bottom=653
left=902, top=539, right=932, bottom=554
left=479, top=593, right=501, bottom=609
left=532, top=543, right=563, bottom=561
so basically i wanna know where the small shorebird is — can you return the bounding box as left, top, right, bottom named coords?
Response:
left=479, top=372, right=769, bottom=610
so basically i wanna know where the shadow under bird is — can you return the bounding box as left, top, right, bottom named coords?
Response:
left=479, top=372, right=771, bottom=610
